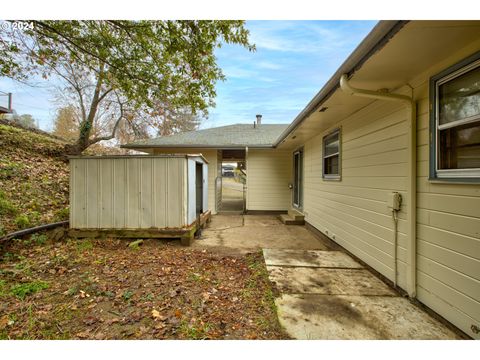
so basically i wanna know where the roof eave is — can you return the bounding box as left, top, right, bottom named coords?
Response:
left=273, top=20, right=408, bottom=147
left=121, top=144, right=275, bottom=150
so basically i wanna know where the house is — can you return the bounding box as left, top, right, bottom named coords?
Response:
left=125, top=121, right=291, bottom=214
left=123, top=20, right=480, bottom=338
left=0, top=91, right=12, bottom=114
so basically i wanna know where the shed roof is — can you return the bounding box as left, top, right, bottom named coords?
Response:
left=123, top=123, right=288, bottom=149
left=68, top=154, right=209, bottom=163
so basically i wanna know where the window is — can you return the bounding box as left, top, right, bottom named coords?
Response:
left=323, top=128, right=341, bottom=180
left=431, top=52, right=480, bottom=180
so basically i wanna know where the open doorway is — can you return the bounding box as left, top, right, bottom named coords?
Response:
left=216, top=150, right=246, bottom=213
left=195, top=162, right=203, bottom=216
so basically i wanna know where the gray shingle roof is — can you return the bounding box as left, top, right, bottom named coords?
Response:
left=123, top=123, right=288, bottom=148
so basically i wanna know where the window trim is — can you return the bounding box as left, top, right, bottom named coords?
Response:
left=429, top=50, right=480, bottom=182
left=322, top=128, right=341, bottom=181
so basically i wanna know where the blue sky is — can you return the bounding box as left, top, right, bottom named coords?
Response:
left=206, top=20, right=377, bottom=128
left=0, top=20, right=377, bottom=131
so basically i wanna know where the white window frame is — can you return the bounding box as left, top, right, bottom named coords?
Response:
left=322, top=128, right=341, bottom=181
left=433, top=56, right=480, bottom=180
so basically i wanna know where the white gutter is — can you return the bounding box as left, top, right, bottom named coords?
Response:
left=340, top=74, right=417, bottom=298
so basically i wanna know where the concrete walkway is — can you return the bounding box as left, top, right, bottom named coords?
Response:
left=195, top=215, right=461, bottom=339
left=220, top=178, right=244, bottom=213
left=263, top=248, right=462, bottom=339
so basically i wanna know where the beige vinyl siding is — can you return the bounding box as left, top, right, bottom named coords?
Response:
left=70, top=157, right=186, bottom=229
left=247, top=149, right=292, bottom=211
left=302, top=40, right=480, bottom=338
left=411, top=42, right=480, bottom=338
left=154, top=148, right=217, bottom=214
left=304, top=100, right=409, bottom=289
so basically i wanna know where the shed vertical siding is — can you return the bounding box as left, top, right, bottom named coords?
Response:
left=303, top=100, right=409, bottom=289
left=70, top=157, right=186, bottom=229
left=153, top=158, right=167, bottom=228
left=126, top=159, right=140, bottom=228
left=247, top=149, right=292, bottom=211
left=113, top=158, right=127, bottom=228
left=411, top=41, right=480, bottom=338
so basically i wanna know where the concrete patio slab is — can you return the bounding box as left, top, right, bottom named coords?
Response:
left=267, top=266, right=397, bottom=296
left=276, top=294, right=461, bottom=339
left=194, top=215, right=332, bottom=253
left=263, top=249, right=363, bottom=268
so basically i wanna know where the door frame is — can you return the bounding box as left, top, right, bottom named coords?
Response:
left=292, top=147, right=304, bottom=211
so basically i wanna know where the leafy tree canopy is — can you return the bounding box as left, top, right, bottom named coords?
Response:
left=0, top=20, right=254, bottom=116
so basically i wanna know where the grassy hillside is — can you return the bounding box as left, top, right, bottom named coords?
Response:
left=0, top=123, right=69, bottom=235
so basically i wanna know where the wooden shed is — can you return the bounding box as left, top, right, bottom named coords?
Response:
left=69, top=154, right=210, bottom=245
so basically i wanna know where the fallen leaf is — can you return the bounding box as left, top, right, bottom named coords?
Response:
left=76, top=331, right=90, bottom=339
left=152, top=309, right=161, bottom=319
left=0, top=316, right=8, bottom=330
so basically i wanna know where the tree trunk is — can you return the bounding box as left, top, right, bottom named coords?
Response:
left=62, top=66, right=105, bottom=156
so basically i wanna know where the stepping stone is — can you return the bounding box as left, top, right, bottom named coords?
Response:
left=263, top=249, right=362, bottom=268
left=275, top=294, right=462, bottom=340
left=266, top=266, right=396, bottom=296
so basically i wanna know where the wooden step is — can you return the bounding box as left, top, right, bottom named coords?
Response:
left=279, top=213, right=305, bottom=225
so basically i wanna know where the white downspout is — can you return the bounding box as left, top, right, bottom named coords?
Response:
left=245, top=146, right=248, bottom=214
left=340, top=74, right=417, bottom=298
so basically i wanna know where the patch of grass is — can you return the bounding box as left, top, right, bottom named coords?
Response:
left=0, top=160, right=24, bottom=180
left=76, top=240, right=93, bottom=252
left=66, top=285, right=79, bottom=296
left=0, top=190, right=17, bottom=216
left=14, top=214, right=31, bottom=229
left=14, top=258, right=32, bottom=276
left=54, top=207, right=69, bottom=221
left=178, top=320, right=212, bottom=340
left=189, top=272, right=203, bottom=282
left=31, top=233, right=48, bottom=245
left=10, top=281, right=49, bottom=300
left=242, top=252, right=283, bottom=333
left=0, top=279, right=7, bottom=297
left=122, top=290, right=134, bottom=302
left=140, top=293, right=154, bottom=302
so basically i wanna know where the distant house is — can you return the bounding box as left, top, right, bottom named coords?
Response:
left=123, top=20, right=480, bottom=338
left=0, top=91, right=12, bottom=114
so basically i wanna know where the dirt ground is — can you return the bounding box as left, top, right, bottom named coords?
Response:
left=0, top=235, right=289, bottom=340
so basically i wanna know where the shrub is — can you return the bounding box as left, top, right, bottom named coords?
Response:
left=14, top=214, right=30, bottom=229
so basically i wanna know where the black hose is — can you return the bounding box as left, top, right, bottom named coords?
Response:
left=0, top=221, right=69, bottom=243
